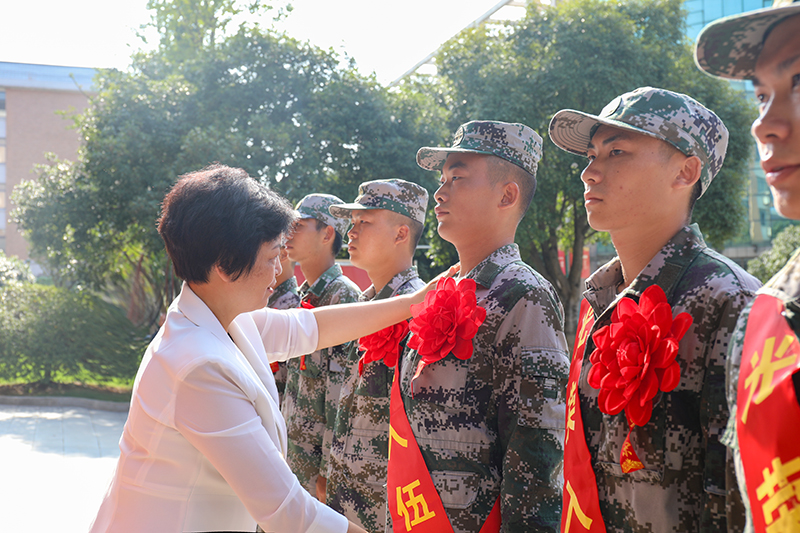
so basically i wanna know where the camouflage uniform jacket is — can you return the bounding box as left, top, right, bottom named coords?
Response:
left=327, top=266, right=424, bottom=531
left=282, top=263, right=360, bottom=494
left=388, top=244, right=570, bottom=533
left=577, top=225, right=760, bottom=533
left=722, top=248, right=800, bottom=533
left=267, top=276, right=301, bottom=403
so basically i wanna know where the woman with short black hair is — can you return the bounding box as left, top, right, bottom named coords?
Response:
left=91, top=164, right=435, bottom=533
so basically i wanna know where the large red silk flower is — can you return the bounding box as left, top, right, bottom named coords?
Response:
left=587, top=284, right=692, bottom=427
left=407, top=277, right=487, bottom=370
left=358, top=321, right=410, bottom=375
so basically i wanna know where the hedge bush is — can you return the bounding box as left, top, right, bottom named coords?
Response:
left=0, top=283, right=146, bottom=384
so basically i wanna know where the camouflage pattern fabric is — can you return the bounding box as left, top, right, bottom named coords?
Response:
left=549, top=87, right=729, bottom=197
left=294, top=193, right=350, bottom=238
left=326, top=267, right=424, bottom=531
left=417, top=120, right=543, bottom=177
left=282, top=263, right=360, bottom=494
left=694, top=0, right=800, bottom=81
left=386, top=244, right=569, bottom=533
left=576, top=225, right=760, bottom=533
left=267, top=276, right=301, bottom=404
left=722, top=247, right=800, bottom=533
left=329, top=179, right=429, bottom=225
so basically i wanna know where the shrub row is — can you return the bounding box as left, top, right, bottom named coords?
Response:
left=0, top=283, right=146, bottom=384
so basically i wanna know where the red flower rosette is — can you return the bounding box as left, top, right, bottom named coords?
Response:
left=357, top=320, right=410, bottom=376
left=587, top=284, right=692, bottom=472
left=298, top=301, right=315, bottom=371
left=407, top=277, right=487, bottom=383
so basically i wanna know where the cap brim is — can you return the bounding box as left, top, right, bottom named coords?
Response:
left=694, top=4, right=800, bottom=80
left=328, top=203, right=379, bottom=219
left=548, top=109, right=665, bottom=156
left=416, top=146, right=495, bottom=171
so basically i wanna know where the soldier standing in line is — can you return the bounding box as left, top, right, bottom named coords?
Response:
left=323, top=179, right=429, bottom=530
left=267, top=244, right=301, bottom=405
left=695, top=2, right=800, bottom=531
left=548, top=87, right=761, bottom=533
left=386, top=121, right=570, bottom=533
left=282, top=193, right=361, bottom=500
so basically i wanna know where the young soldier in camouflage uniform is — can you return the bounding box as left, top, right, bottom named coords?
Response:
left=324, top=179, right=429, bottom=530
left=695, top=3, right=800, bottom=531
left=267, top=245, right=301, bottom=404
left=388, top=121, right=570, bottom=533
left=282, top=193, right=361, bottom=499
left=549, top=87, right=761, bottom=532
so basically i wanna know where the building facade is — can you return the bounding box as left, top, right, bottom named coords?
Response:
left=0, top=62, right=94, bottom=259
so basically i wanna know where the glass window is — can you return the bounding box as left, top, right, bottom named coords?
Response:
left=0, top=143, right=5, bottom=163
left=0, top=117, right=5, bottom=138
left=0, top=208, right=5, bottom=237
left=0, top=191, right=5, bottom=209
left=0, top=90, right=5, bottom=111
left=705, top=0, right=723, bottom=20
left=0, top=164, right=5, bottom=185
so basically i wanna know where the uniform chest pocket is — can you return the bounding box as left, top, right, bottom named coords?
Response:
left=402, top=352, right=469, bottom=411
left=518, top=347, right=569, bottom=429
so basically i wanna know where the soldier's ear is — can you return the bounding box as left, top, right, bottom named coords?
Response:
left=673, top=155, right=702, bottom=191
left=395, top=224, right=410, bottom=246
left=498, top=181, right=520, bottom=211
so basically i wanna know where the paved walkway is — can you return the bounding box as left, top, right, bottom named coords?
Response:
left=0, top=398, right=128, bottom=532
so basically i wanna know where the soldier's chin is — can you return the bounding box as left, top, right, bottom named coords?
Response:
left=436, top=222, right=458, bottom=245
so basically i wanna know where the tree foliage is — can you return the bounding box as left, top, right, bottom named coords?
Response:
left=13, top=4, right=448, bottom=319
left=748, top=224, right=800, bottom=283
left=0, top=283, right=145, bottom=384
left=0, top=250, right=34, bottom=286
left=421, top=0, right=756, bottom=337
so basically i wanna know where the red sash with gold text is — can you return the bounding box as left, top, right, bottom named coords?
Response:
left=387, top=367, right=500, bottom=533
left=737, top=293, right=800, bottom=532
left=561, top=299, right=606, bottom=533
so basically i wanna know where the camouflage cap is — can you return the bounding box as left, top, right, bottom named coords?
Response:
left=328, top=179, right=428, bottom=225
left=548, top=87, right=729, bottom=197
left=294, top=193, right=350, bottom=237
left=416, top=120, right=543, bottom=177
left=694, top=0, right=800, bottom=80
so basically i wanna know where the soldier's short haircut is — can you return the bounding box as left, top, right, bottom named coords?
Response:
left=487, top=156, right=537, bottom=220
left=158, top=164, right=296, bottom=283
left=314, top=218, right=344, bottom=256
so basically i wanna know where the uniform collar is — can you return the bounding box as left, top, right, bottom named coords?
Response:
left=362, top=266, right=420, bottom=301
left=761, top=247, right=800, bottom=306
left=463, top=243, right=521, bottom=289
left=300, top=263, right=344, bottom=298
left=584, top=224, right=706, bottom=317
left=268, top=276, right=298, bottom=306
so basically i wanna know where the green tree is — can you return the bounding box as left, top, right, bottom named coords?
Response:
left=0, top=250, right=34, bottom=286
left=419, top=0, right=756, bottom=339
left=748, top=224, right=800, bottom=283
left=13, top=4, right=448, bottom=320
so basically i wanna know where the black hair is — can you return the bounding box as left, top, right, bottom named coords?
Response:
left=313, top=218, right=344, bottom=256
left=157, top=164, right=296, bottom=283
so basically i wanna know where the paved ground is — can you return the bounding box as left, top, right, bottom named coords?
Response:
left=0, top=398, right=128, bottom=532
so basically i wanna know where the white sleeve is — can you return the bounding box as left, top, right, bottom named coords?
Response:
left=248, top=307, right=319, bottom=362
left=173, top=361, right=347, bottom=533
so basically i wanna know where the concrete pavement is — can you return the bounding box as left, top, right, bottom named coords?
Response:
left=0, top=398, right=128, bottom=532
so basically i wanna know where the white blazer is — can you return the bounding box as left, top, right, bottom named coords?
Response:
left=90, top=283, right=348, bottom=533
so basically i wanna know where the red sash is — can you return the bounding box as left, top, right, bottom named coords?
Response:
left=561, top=299, right=606, bottom=533
left=737, top=293, right=800, bottom=532
left=387, top=367, right=500, bottom=533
